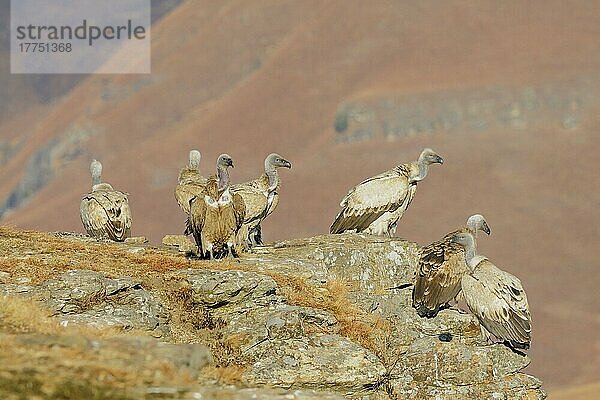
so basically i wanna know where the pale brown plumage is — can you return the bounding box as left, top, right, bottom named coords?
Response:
left=413, top=214, right=491, bottom=318
left=330, top=148, right=443, bottom=236
left=451, top=232, right=532, bottom=350
left=174, top=150, right=207, bottom=215
left=187, top=154, right=246, bottom=259
left=231, top=153, right=291, bottom=247
left=80, top=160, right=131, bottom=242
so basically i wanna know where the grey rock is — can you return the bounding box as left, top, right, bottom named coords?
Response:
left=244, top=333, right=386, bottom=392
left=162, top=234, right=196, bottom=253
left=10, top=332, right=212, bottom=381
left=0, top=231, right=546, bottom=399
left=384, top=335, right=541, bottom=399
left=389, top=371, right=545, bottom=399
left=222, top=303, right=338, bottom=352
left=3, top=269, right=169, bottom=337
left=177, top=386, right=345, bottom=400
left=242, top=233, right=420, bottom=292
left=393, top=338, right=530, bottom=385
left=176, top=268, right=279, bottom=311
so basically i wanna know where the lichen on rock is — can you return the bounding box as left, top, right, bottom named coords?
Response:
left=0, top=227, right=546, bottom=399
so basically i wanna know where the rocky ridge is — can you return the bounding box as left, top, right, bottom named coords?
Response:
left=0, top=227, right=545, bottom=399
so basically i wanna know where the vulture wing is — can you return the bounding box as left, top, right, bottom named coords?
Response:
left=80, top=190, right=131, bottom=241
left=463, top=260, right=532, bottom=349
left=413, top=228, right=468, bottom=317
left=330, top=168, right=411, bottom=234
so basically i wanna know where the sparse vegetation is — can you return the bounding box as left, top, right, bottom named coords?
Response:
left=0, top=227, right=544, bottom=398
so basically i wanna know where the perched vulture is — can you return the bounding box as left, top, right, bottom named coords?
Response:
left=80, top=160, right=132, bottom=241
left=175, top=149, right=207, bottom=215
left=231, top=153, right=291, bottom=247
left=187, top=154, right=246, bottom=259
left=450, top=232, right=532, bottom=350
left=330, top=148, right=443, bottom=236
left=413, top=214, right=491, bottom=318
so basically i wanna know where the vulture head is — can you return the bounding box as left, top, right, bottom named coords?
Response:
left=467, top=214, right=491, bottom=235
left=189, top=150, right=201, bottom=169
left=217, top=154, right=235, bottom=169
left=419, top=148, right=444, bottom=165
left=266, top=153, right=292, bottom=170
left=90, top=159, right=102, bottom=186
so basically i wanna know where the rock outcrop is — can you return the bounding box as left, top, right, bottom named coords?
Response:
left=0, top=227, right=546, bottom=399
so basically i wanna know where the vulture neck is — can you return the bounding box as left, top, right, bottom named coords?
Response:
left=462, top=240, right=485, bottom=272
left=91, top=173, right=101, bottom=187
left=264, top=162, right=279, bottom=191
left=217, top=166, right=230, bottom=191
left=411, top=160, right=429, bottom=182
left=189, top=155, right=200, bottom=171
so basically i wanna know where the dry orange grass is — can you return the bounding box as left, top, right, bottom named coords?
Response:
left=0, top=226, right=239, bottom=285
left=0, top=296, right=196, bottom=398
left=0, top=295, right=129, bottom=338
left=263, top=272, right=393, bottom=363
left=0, top=226, right=397, bottom=385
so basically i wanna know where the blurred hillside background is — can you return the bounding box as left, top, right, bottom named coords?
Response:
left=0, top=1, right=598, bottom=396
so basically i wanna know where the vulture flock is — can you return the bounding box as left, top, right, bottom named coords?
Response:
left=79, top=147, right=532, bottom=351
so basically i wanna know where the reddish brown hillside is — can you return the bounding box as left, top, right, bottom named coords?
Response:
left=1, top=0, right=599, bottom=392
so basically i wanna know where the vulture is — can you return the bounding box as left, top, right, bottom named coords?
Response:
left=80, top=160, right=132, bottom=241
left=187, top=154, right=246, bottom=259
left=175, top=149, right=207, bottom=215
left=450, top=232, right=532, bottom=350
left=413, top=214, right=491, bottom=318
left=231, top=153, right=292, bottom=247
left=330, top=148, right=444, bottom=236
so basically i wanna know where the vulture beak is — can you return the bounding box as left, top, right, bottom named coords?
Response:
left=435, top=155, right=444, bottom=164
left=228, top=159, right=235, bottom=168
left=482, top=222, right=491, bottom=235
left=282, top=159, right=292, bottom=169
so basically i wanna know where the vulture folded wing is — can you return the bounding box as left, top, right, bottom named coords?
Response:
left=231, top=184, right=267, bottom=224
left=413, top=235, right=467, bottom=316
left=80, top=191, right=131, bottom=241
left=187, top=195, right=208, bottom=252
left=331, top=170, right=410, bottom=233
left=477, top=263, right=531, bottom=344
left=232, top=192, right=247, bottom=229
left=464, top=261, right=531, bottom=347
left=175, top=182, right=206, bottom=214
left=81, top=196, right=109, bottom=238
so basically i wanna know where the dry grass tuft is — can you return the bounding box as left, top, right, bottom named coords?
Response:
left=0, top=226, right=396, bottom=384
left=256, top=272, right=393, bottom=361
left=0, top=295, right=129, bottom=338
left=0, top=295, right=58, bottom=334
left=202, top=365, right=247, bottom=385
